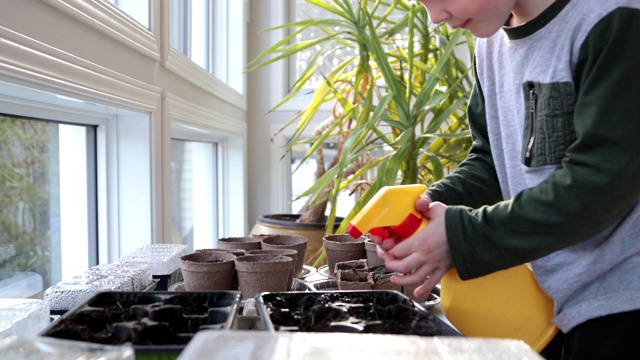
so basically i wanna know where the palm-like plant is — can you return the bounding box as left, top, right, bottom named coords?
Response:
left=247, top=0, right=474, bottom=265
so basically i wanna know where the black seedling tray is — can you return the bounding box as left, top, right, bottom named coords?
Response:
left=41, top=291, right=240, bottom=359
left=257, top=290, right=461, bottom=337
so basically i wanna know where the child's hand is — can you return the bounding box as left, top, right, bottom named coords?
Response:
left=369, top=195, right=433, bottom=251
left=384, top=200, right=454, bottom=298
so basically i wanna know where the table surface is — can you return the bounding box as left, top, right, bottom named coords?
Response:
left=178, top=330, right=544, bottom=360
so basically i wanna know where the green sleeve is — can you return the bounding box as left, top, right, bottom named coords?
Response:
left=447, top=8, right=640, bottom=280
left=425, top=72, right=503, bottom=208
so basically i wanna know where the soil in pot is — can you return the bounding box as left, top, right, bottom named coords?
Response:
left=334, top=259, right=368, bottom=275
left=246, top=249, right=298, bottom=290
left=337, top=269, right=374, bottom=291
left=259, top=235, right=307, bottom=278
left=257, top=291, right=461, bottom=336
left=323, top=234, right=366, bottom=277
left=180, top=250, right=236, bottom=291
left=234, top=254, right=293, bottom=300
left=217, top=237, right=262, bottom=251
left=197, top=248, right=246, bottom=257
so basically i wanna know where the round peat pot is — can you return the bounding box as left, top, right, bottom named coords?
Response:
left=365, top=239, right=384, bottom=268
left=180, top=250, right=236, bottom=291
left=251, top=214, right=343, bottom=266
left=217, top=237, right=263, bottom=251
left=323, top=234, right=366, bottom=277
left=247, top=249, right=298, bottom=290
left=259, top=235, right=308, bottom=278
left=234, top=254, right=293, bottom=300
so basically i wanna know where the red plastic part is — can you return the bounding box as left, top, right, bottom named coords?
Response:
left=390, top=213, right=422, bottom=239
left=346, top=223, right=363, bottom=239
left=368, top=227, right=391, bottom=239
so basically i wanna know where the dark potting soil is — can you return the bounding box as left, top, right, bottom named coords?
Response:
left=260, top=291, right=461, bottom=337
left=41, top=291, right=240, bottom=348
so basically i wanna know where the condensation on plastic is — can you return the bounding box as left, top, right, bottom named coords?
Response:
left=119, top=244, right=188, bottom=275
left=0, top=299, right=50, bottom=337
left=43, top=244, right=188, bottom=312
left=0, top=334, right=134, bottom=360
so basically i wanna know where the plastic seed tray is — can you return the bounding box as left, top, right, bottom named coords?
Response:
left=257, top=290, right=460, bottom=337
left=40, top=291, right=240, bottom=359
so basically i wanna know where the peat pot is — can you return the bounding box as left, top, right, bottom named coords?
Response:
left=259, top=235, right=308, bottom=278
left=234, top=254, right=293, bottom=300
left=246, top=249, right=298, bottom=290
left=323, top=234, right=366, bottom=277
left=180, top=250, right=236, bottom=291
left=251, top=214, right=343, bottom=266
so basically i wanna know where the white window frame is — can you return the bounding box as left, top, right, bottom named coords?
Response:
left=0, top=17, right=162, bottom=265
left=40, top=0, right=158, bottom=61
left=105, top=0, right=151, bottom=29
left=262, top=1, right=340, bottom=214
left=165, top=0, right=247, bottom=105
left=0, top=80, right=154, bottom=279
left=0, top=0, right=249, bottom=289
left=167, top=93, right=247, bottom=239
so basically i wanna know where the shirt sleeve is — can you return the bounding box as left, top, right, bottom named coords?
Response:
left=445, top=8, right=640, bottom=280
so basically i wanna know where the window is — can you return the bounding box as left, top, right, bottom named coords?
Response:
left=171, top=139, right=219, bottom=252
left=0, top=115, right=96, bottom=294
left=0, top=80, right=152, bottom=295
left=289, top=141, right=390, bottom=217
left=170, top=0, right=244, bottom=93
left=105, top=0, right=150, bottom=29
left=291, top=0, right=408, bottom=90
left=0, top=0, right=247, bottom=300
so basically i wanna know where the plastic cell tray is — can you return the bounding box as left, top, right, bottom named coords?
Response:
left=40, top=291, right=241, bottom=359
left=257, top=290, right=460, bottom=337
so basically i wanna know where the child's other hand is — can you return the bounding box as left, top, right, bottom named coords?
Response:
left=385, top=200, right=454, bottom=298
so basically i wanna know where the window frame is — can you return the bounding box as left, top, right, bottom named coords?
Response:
left=167, top=93, right=247, bottom=243
left=0, top=15, right=161, bottom=264
left=0, top=0, right=249, bottom=295
left=165, top=0, right=247, bottom=103
left=0, top=80, right=156, bottom=284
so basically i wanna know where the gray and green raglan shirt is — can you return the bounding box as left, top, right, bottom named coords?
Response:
left=425, top=0, right=640, bottom=332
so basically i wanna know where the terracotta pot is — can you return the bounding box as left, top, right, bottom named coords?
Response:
left=217, top=237, right=262, bottom=251
left=180, top=250, right=236, bottom=291
left=246, top=249, right=298, bottom=290
left=323, top=234, right=366, bottom=277
left=336, top=269, right=373, bottom=290
left=251, top=214, right=342, bottom=266
left=234, top=254, right=293, bottom=300
left=364, top=239, right=385, bottom=268
left=259, top=235, right=308, bottom=278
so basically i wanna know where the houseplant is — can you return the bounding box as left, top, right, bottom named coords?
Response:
left=247, top=0, right=474, bottom=267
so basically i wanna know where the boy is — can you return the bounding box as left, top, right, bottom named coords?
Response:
left=373, top=0, right=640, bottom=358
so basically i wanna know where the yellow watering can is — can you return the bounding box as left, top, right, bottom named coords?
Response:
left=347, top=184, right=558, bottom=352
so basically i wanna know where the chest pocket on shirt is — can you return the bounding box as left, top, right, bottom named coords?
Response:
left=521, top=81, right=577, bottom=167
